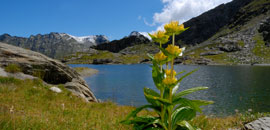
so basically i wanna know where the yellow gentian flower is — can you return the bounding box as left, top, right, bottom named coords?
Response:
left=165, top=69, right=176, bottom=77
left=148, top=30, right=169, bottom=44
left=163, top=76, right=177, bottom=85
left=165, top=44, right=182, bottom=56
left=164, top=21, right=185, bottom=36
left=154, top=52, right=167, bottom=62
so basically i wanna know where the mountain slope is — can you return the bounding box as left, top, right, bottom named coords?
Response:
left=176, top=0, right=253, bottom=45
left=92, top=31, right=150, bottom=53
left=181, top=0, right=270, bottom=65
left=0, top=33, right=109, bottom=58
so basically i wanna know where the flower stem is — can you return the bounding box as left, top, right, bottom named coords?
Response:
left=168, top=33, right=175, bottom=130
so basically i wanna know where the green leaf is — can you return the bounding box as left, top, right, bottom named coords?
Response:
left=173, top=98, right=213, bottom=113
left=176, top=120, right=196, bottom=130
left=147, top=53, right=154, bottom=60
left=173, top=98, right=202, bottom=113
left=144, top=92, right=172, bottom=105
left=152, top=63, right=165, bottom=90
left=121, top=105, right=155, bottom=124
left=173, top=87, right=208, bottom=99
left=176, top=69, right=198, bottom=84
left=144, top=88, right=161, bottom=107
left=175, top=27, right=189, bottom=35
left=190, top=100, right=214, bottom=106
left=128, top=116, right=163, bottom=130
left=172, top=107, right=196, bottom=127
left=176, top=70, right=186, bottom=76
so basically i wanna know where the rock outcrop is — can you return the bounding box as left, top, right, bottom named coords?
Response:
left=93, top=31, right=150, bottom=53
left=245, top=117, right=270, bottom=130
left=175, top=0, right=253, bottom=45
left=0, top=42, right=97, bottom=102
left=259, top=18, right=270, bottom=46
left=0, top=33, right=109, bottom=58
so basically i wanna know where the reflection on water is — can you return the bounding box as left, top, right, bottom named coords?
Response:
left=69, top=64, right=270, bottom=116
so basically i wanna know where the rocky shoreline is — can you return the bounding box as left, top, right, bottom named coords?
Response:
left=73, top=67, right=99, bottom=77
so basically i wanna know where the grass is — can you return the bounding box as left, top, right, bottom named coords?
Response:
left=4, top=64, right=21, bottom=73
left=252, top=34, right=270, bottom=59
left=64, top=43, right=158, bottom=64
left=1, top=76, right=269, bottom=129
left=0, top=76, right=134, bottom=130
left=184, top=43, right=236, bottom=65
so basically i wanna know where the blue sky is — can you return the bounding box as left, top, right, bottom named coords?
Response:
left=0, top=0, right=231, bottom=40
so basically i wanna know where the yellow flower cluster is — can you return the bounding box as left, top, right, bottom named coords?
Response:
left=163, top=76, right=177, bottom=85
left=164, top=21, right=185, bottom=35
left=148, top=30, right=169, bottom=44
left=163, top=69, right=177, bottom=85
left=154, top=52, right=167, bottom=61
left=165, top=69, right=176, bottom=77
left=165, top=44, right=182, bottom=56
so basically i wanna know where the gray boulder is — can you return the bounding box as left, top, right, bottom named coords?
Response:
left=0, top=42, right=97, bottom=102
left=245, top=117, right=270, bottom=130
left=200, top=51, right=224, bottom=56
left=219, top=42, right=242, bottom=52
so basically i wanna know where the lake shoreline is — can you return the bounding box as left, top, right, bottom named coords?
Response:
left=73, top=67, right=99, bottom=77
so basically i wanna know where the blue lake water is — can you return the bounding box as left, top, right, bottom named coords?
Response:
left=69, top=64, right=270, bottom=116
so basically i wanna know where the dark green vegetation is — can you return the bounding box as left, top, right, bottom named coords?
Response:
left=0, top=76, right=269, bottom=129
left=64, top=43, right=158, bottom=64
left=4, top=64, right=21, bottom=73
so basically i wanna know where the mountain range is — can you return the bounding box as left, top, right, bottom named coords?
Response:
left=1, top=0, right=270, bottom=65
left=0, top=33, right=109, bottom=58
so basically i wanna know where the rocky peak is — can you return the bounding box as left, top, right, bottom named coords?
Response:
left=129, top=31, right=142, bottom=37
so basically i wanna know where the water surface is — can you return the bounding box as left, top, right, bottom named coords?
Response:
left=70, top=64, right=270, bottom=116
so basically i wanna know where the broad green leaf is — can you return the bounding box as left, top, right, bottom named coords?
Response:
left=190, top=100, right=214, bottom=106
left=171, top=107, right=196, bottom=127
left=144, top=88, right=161, bottom=107
left=173, top=98, right=202, bottom=113
left=173, top=87, right=208, bottom=99
left=173, top=98, right=214, bottom=113
left=176, top=120, right=195, bottom=130
left=144, top=92, right=172, bottom=105
left=152, top=63, right=165, bottom=90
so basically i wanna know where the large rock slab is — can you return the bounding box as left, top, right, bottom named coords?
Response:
left=245, top=117, right=270, bottom=130
left=0, top=42, right=97, bottom=102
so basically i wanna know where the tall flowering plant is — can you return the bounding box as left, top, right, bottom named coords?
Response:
left=121, top=21, right=213, bottom=130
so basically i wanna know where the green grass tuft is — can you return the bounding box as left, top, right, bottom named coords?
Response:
left=4, top=64, right=21, bottom=73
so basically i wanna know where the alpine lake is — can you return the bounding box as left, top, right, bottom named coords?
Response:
left=70, top=64, right=270, bottom=116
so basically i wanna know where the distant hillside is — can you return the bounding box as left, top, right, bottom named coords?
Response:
left=176, top=0, right=253, bottom=45
left=181, top=0, right=270, bottom=65
left=66, top=0, right=270, bottom=65
left=92, top=31, right=150, bottom=53
left=0, top=33, right=109, bottom=58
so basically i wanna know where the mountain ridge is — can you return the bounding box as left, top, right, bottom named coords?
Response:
left=0, top=32, right=109, bottom=58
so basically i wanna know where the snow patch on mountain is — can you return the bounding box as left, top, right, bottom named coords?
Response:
left=60, top=33, right=109, bottom=45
